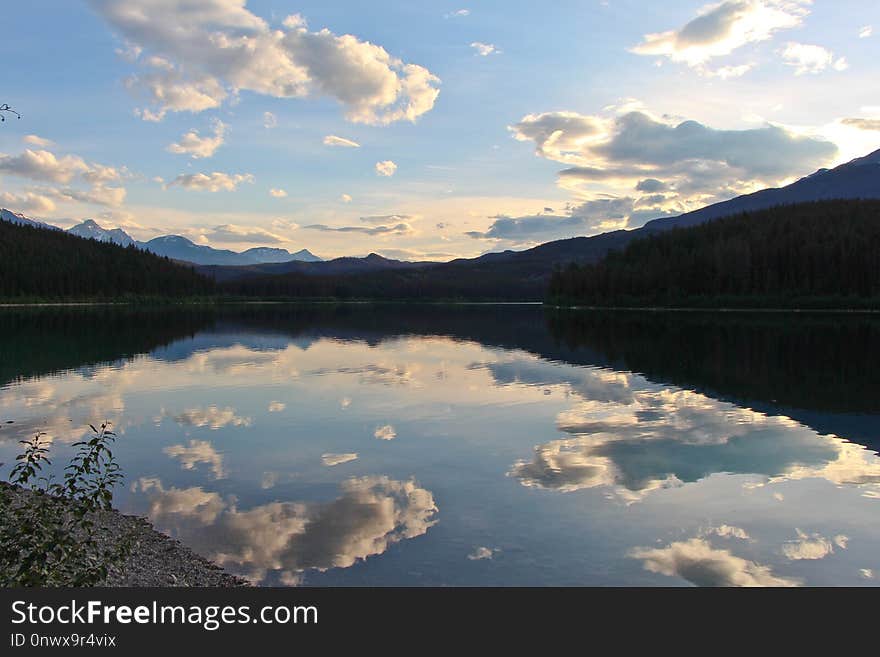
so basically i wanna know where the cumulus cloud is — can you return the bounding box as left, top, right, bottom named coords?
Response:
left=269, top=188, right=288, bottom=198
left=859, top=25, right=873, bottom=39
left=0, top=148, right=117, bottom=185
left=164, top=439, right=227, bottom=479
left=303, top=222, right=412, bottom=236
left=508, top=108, right=837, bottom=231
left=467, top=546, right=498, bottom=560
left=781, top=530, right=848, bottom=560
left=166, top=171, right=254, bottom=192
left=167, top=119, right=226, bottom=158
left=263, top=111, right=277, bottom=129
left=0, top=190, right=56, bottom=213
left=135, top=475, right=437, bottom=584
left=375, top=160, right=398, bottom=176
left=268, top=401, right=286, bottom=412
left=323, top=135, right=360, bottom=148
left=632, top=0, right=809, bottom=68
left=91, top=0, right=440, bottom=125
left=374, top=425, right=397, bottom=441
left=631, top=538, right=800, bottom=587
left=778, top=42, right=848, bottom=75
left=321, top=453, right=359, bottom=467
left=340, top=193, right=352, bottom=203
left=471, top=42, right=499, bottom=56
left=445, top=9, right=470, bottom=18
left=173, top=405, right=252, bottom=429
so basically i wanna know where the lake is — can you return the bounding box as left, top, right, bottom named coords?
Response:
left=1, top=304, right=879, bottom=586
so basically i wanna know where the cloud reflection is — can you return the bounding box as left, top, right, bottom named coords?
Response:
left=134, top=475, right=437, bottom=585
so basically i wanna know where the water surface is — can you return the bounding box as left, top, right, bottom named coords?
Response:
left=1, top=304, right=878, bottom=586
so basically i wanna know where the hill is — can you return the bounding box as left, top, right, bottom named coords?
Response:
left=0, top=219, right=214, bottom=300
left=548, top=200, right=880, bottom=308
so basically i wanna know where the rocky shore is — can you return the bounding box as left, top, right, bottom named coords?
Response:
left=1, top=485, right=249, bottom=587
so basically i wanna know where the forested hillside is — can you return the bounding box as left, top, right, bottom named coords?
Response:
left=0, top=220, right=215, bottom=300
left=548, top=200, right=880, bottom=308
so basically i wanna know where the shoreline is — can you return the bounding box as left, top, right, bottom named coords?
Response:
left=1, top=486, right=249, bottom=587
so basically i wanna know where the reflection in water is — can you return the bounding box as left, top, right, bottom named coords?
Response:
left=1, top=304, right=879, bottom=586
left=135, top=476, right=438, bottom=586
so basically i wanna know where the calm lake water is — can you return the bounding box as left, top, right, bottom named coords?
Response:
left=1, top=304, right=879, bottom=586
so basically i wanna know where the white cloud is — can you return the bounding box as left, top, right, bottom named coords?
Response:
left=779, top=42, right=849, bottom=75
left=164, top=439, right=227, bottom=479
left=166, top=171, right=254, bottom=192
left=467, top=546, right=498, bottom=560
left=304, top=222, right=413, bottom=236
left=470, top=42, right=499, bottom=56
left=167, top=119, right=226, bottom=158
left=340, top=193, right=352, bottom=203
left=842, top=118, right=880, bottom=131
left=781, top=529, right=848, bottom=560
left=859, top=25, right=873, bottom=39
left=445, top=9, right=470, bottom=18
left=268, top=401, right=285, bottom=412
left=269, top=188, right=288, bottom=198
left=323, top=135, right=360, bottom=148
left=23, top=134, right=54, bottom=147
left=631, top=538, right=800, bottom=587
left=708, top=525, right=751, bottom=540
left=202, top=224, right=286, bottom=244
left=632, top=0, right=810, bottom=68
left=374, top=424, right=397, bottom=441
left=0, top=191, right=56, bottom=214
left=92, top=0, right=441, bottom=125
left=263, top=111, right=277, bottom=129
left=321, top=453, right=359, bottom=467
left=375, top=160, right=398, bottom=177
left=173, top=405, right=251, bottom=429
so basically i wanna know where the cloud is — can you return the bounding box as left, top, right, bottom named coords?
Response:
left=340, top=193, right=352, bottom=203
left=707, top=525, right=751, bottom=540
left=471, top=42, right=499, bottom=56
left=164, top=439, right=227, bottom=479
left=778, top=42, right=848, bottom=75
left=23, top=134, right=54, bottom=147
left=0, top=191, right=56, bottom=213
left=631, top=538, right=800, bottom=587
left=92, top=0, right=441, bottom=125
left=375, top=160, right=398, bottom=177
left=44, top=185, right=127, bottom=207
left=166, top=171, right=254, bottom=192
left=263, top=111, right=277, bottom=129
left=202, top=224, right=286, bottom=244
left=374, top=424, right=396, bottom=441
left=360, top=214, right=412, bottom=225
left=781, top=530, right=848, bottom=560
left=268, top=401, right=286, bottom=412
left=859, top=25, right=873, bottom=39
left=269, top=188, right=288, bottom=198
left=321, top=453, right=359, bottom=467
left=445, top=9, right=470, bottom=18
left=173, top=405, right=252, bottom=430
left=323, top=135, right=360, bottom=148
left=135, top=475, right=437, bottom=584
left=303, top=222, right=413, bottom=236
left=467, top=198, right=634, bottom=242
left=841, top=118, right=880, bottom=131
left=632, top=0, right=809, bottom=68
left=167, top=119, right=226, bottom=158
left=467, top=546, right=498, bottom=560
left=0, top=148, right=118, bottom=185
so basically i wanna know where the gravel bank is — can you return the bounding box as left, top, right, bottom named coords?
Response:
left=1, top=485, right=249, bottom=587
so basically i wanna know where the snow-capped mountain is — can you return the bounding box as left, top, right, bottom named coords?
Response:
left=68, top=219, right=137, bottom=247
left=0, top=208, right=58, bottom=230
left=0, top=211, right=323, bottom=266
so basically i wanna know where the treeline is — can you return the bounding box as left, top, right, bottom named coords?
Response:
left=548, top=200, right=880, bottom=308
left=0, top=220, right=215, bottom=300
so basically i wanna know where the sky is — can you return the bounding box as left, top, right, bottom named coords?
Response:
left=1, top=0, right=879, bottom=260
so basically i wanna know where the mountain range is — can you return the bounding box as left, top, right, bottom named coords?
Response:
left=2, top=147, right=879, bottom=279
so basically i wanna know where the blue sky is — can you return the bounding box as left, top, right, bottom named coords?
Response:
left=1, top=0, right=879, bottom=259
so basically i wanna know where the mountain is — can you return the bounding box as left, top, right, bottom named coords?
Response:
left=200, top=252, right=432, bottom=282
left=0, top=208, right=58, bottom=231
left=240, top=247, right=322, bottom=263
left=141, top=235, right=323, bottom=266
left=68, top=219, right=137, bottom=247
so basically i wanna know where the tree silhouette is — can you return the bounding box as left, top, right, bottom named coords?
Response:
left=0, top=103, right=21, bottom=121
